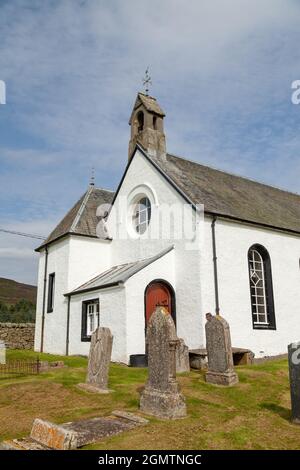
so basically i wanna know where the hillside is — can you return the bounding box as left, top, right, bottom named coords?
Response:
left=0, top=277, right=37, bottom=306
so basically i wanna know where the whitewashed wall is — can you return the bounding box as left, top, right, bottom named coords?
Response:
left=108, top=149, right=204, bottom=350
left=201, top=217, right=300, bottom=357
left=34, top=251, right=46, bottom=351
left=35, top=147, right=300, bottom=360
left=68, top=236, right=111, bottom=291
left=35, top=238, right=70, bottom=355
left=68, top=286, right=127, bottom=362
left=34, top=235, right=112, bottom=355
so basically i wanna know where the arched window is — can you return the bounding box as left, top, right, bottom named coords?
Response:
left=248, top=245, right=276, bottom=329
left=137, top=111, right=144, bottom=132
left=132, top=196, right=151, bottom=234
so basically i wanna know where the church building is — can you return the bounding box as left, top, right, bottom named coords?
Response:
left=34, top=92, right=300, bottom=363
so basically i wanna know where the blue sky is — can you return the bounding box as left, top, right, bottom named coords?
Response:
left=0, top=0, right=300, bottom=284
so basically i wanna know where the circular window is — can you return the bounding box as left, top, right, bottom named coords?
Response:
left=132, top=196, right=151, bottom=234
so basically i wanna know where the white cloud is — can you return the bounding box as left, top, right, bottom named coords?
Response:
left=0, top=0, right=300, bottom=282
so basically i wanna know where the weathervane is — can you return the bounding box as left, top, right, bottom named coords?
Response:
left=142, top=67, right=152, bottom=96
left=90, top=166, right=95, bottom=186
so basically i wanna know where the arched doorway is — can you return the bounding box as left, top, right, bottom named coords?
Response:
left=144, top=280, right=176, bottom=328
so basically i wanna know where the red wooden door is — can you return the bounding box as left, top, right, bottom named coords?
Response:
left=145, top=282, right=172, bottom=324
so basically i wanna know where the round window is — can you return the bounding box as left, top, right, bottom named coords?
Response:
left=132, top=197, right=151, bottom=234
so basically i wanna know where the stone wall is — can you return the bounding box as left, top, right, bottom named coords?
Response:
left=0, top=323, right=35, bottom=350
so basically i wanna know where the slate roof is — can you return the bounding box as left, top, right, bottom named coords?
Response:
left=36, top=186, right=114, bottom=250
left=148, top=151, right=300, bottom=234
left=66, top=245, right=174, bottom=296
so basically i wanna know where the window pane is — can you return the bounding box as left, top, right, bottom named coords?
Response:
left=249, top=248, right=268, bottom=325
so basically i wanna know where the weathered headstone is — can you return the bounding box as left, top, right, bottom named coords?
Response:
left=288, top=341, right=300, bottom=424
left=1, top=412, right=149, bottom=450
left=205, top=313, right=238, bottom=386
left=78, top=327, right=113, bottom=393
left=140, top=306, right=187, bottom=419
left=176, top=338, right=190, bottom=373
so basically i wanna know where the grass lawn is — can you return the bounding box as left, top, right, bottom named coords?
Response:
left=0, top=349, right=299, bottom=450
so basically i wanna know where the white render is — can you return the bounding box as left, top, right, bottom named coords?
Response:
left=34, top=95, right=300, bottom=363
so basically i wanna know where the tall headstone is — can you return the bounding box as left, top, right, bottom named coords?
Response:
left=78, top=327, right=113, bottom=393
left=176, top=338, right=190, bottom=373
left=205, top=313, right=238, bottom=386
left=140, top=307, right=187, bottom=419
left=288, top=341, right=300, bottom=424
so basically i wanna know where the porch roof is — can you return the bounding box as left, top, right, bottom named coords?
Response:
left=65, top=245, right=174, bottom=296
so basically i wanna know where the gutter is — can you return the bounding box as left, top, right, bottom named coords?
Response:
left=40, top=245, right=49, bottom=352
left=211, top=216, right=220, bottom=315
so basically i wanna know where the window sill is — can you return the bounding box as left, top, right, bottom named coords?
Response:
left=81, top=336, right=91, bottom=342
left=253, top=324, right=276, bottom=331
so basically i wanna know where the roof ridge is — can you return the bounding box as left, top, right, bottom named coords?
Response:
left=70, top=186, right=93, bottom=233
left=94, top=186, right=115, bottom=193
left=166, top=152, right=300, bottom=198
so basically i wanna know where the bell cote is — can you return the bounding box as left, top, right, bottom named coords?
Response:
left=128, top=93, right=166, bottom=160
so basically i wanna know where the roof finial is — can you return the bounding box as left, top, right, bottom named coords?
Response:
left=142, top=67, right=152, bottom=96
left=90, top=166, right=95, bottom=187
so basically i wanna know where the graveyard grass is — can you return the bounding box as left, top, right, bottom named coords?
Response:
left=1, top=350, right=300, bottom=449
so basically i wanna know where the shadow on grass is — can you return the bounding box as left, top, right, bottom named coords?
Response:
left=259, top=402, right=291, bottom=421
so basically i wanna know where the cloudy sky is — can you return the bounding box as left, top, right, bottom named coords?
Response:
left=0, top=0, right=300, bottom=285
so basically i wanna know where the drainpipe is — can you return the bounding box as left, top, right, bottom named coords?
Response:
left=65, top=296, right=71, bottom=356
left=211, top=216, right=220, bottom=315
left=40, top=245, right=48, bottom=352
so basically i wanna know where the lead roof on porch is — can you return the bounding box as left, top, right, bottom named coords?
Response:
left=66, top=245, right=174, bottom=296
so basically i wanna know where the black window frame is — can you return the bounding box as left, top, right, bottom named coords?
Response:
left=248, top=244, right=276, bottom=330
left=81, top=298, right=100, bottom=342
left=47, top=272, right=55, bottom=313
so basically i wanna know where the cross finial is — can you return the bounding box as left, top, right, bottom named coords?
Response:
left=142, top=67, right=152, bottom=96
left=90, top=166, right=95, bottom=186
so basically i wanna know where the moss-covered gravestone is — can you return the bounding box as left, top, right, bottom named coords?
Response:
left=205, top=313, right=238, bottom=386
left=140, top=307, right=187, bottom=419
left=78, top=327, right=113, bottom=393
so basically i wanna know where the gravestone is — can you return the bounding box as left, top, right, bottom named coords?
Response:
left=205, top=313, right=238, bottom=386
left=140, top=306, right=187, bottom=419
left=78, top=327, right=113, bottom=393
left=176, top=338, right=190, bottom=373
left=288, top=341, right=300, bottom=424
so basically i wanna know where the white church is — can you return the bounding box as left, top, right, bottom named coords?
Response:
left=34, top=92, right=300, bottom=363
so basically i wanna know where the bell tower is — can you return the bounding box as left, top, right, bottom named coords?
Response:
left=128, top=92, right=166, bottom=160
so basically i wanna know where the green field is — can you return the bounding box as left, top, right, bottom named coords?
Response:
left=0, top=349, right=299, bottom=450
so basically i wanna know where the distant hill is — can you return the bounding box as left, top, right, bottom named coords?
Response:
left=0, top=277, right=37, bottom=306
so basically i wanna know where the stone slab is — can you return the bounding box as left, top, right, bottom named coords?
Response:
left=63, top=416, right=137, bottom=447
left=111, top=410, right=149, bottom=424
left=176, top=338, right=190, bottom=373
left=1, top=410, right=149, bottom=451
left=140, top=388, right=187, bottom=419
left=205, top=370, right=239, bottom=386
left=30, top=418, right=78, bottom=450
left=0, top=438, right=51, bottom=451
left=77, top=383, right=111, bottom=394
